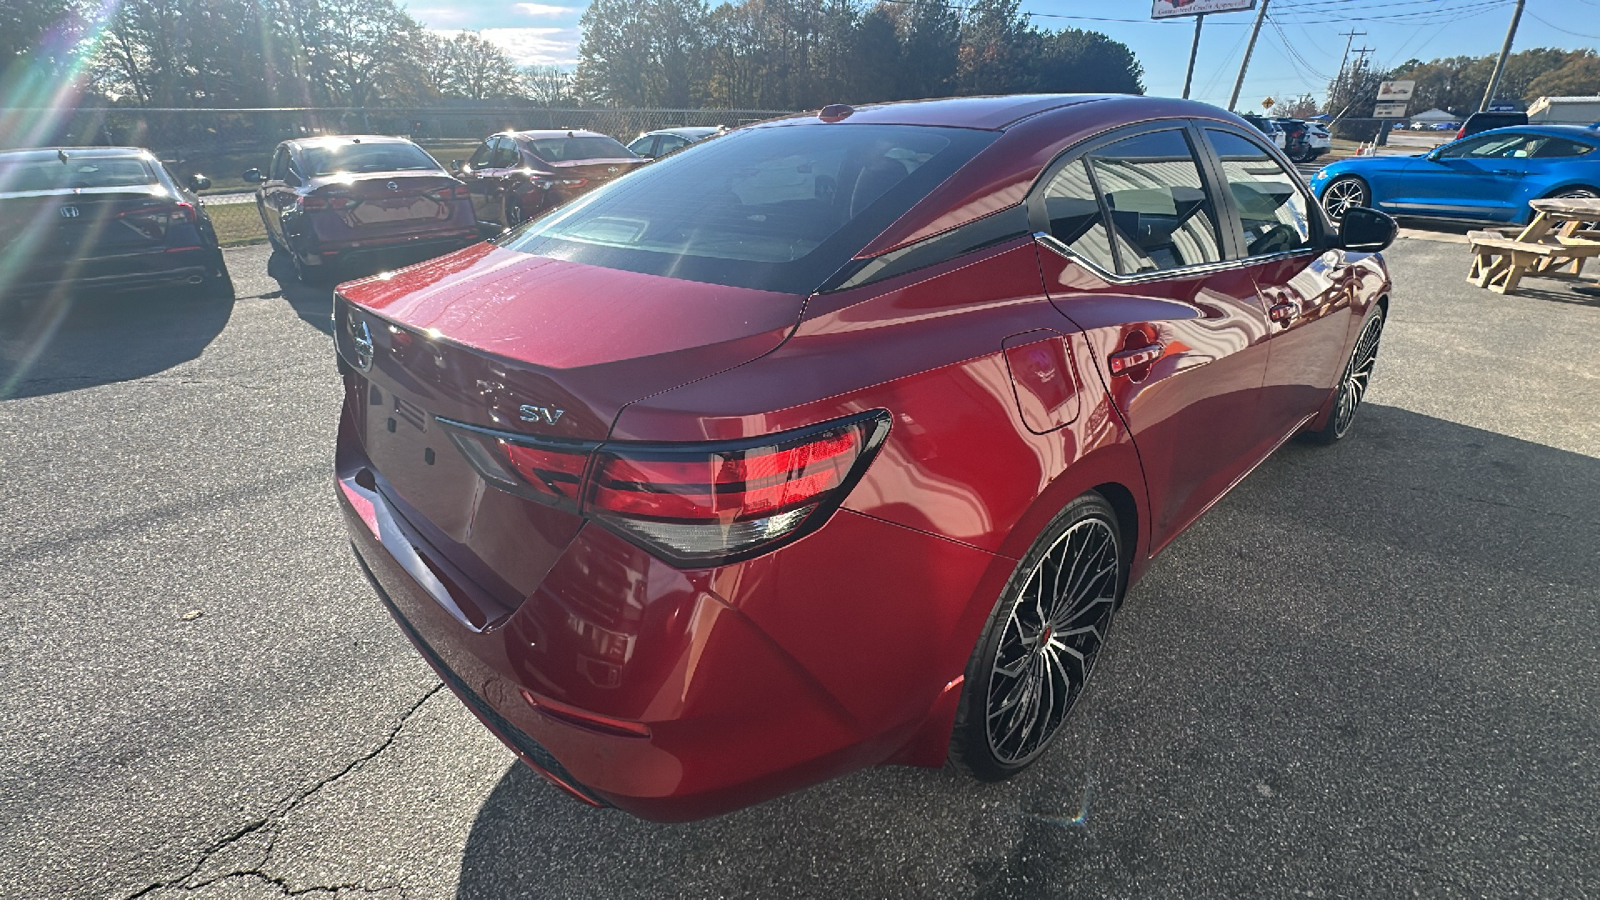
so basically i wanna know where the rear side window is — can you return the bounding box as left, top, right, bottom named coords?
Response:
left=1086, top=129, right=1224, bottom=275
left=1206, top=129, right=1315, bottom=257
left=500, top=124, right=997, bottom=293
left=1040, top=158, right=1118, bottom=272
left=1530, top=137, right=1595, bottom=158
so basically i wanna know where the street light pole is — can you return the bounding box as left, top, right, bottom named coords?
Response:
left=1181, top=14, right=1205, bottom=100
left=1479, top=0, right=1526, bottom=112
left=1227, top=0, right=1271, bottom=111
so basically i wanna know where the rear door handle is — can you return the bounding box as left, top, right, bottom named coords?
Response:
left=1269, top=301, right=1300, bottom=325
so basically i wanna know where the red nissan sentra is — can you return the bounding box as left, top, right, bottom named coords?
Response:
left=332, top=95, right=1395, bottom=821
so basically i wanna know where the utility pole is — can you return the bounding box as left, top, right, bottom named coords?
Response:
left=1333, top=29, right=1366, bottom=100
left=1480, top=0, right=1526, bottom=111
left=1181, top=14, right=1205, bottom=100
left=1228, top=0, right=1271, bottom=111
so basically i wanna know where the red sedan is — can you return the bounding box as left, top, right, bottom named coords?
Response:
left=332, top=94, right=1396, bottom=821
left=453, top=130, right=646, bottom=230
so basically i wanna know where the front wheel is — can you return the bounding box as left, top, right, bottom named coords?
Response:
left=1321, top=176, right=1369, bottom=222
left=1307, top=306, right=1385, bottom=445
left=950, top=493, right=1124, bottom=781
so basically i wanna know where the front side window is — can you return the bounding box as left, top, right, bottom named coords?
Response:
left=299, top=142, right=439, bottom=176
left=1040, top=158, right=1118, bottom=273
left=1437, top=133, right=1538, bottom=159
left=467, top=139, right=493, bottom=168
left=489, top=137, right=519, bottom=168
left=499, top=124, right=997, bottom=293
left=1087, top=129, right=1224, bottom=275
left=269, top=146, right=288, bottom=181
left=1206, top=129, right=1315, bottom=257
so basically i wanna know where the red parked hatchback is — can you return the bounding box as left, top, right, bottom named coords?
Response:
left=333, top=95, right=1396, bottom=821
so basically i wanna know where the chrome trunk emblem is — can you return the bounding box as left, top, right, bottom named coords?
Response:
left=59, top=206, right=80, bottom=218
left=519, top=404, right=565, bottom=425
left=386, top=181, right=399, bottom=191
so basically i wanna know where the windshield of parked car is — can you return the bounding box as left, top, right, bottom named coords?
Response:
left=526, top=137, right=636, bottom=162
left=299, top=143, right=438, bottom=176
left=0, top=156, right=155, bottom=193
left=498, top=124, right=997, bottom=293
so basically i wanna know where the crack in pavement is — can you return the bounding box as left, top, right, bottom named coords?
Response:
left=122, top=683, right=444, bottom=899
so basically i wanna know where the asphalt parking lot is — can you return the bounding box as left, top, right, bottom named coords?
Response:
left=3, top=234, right=1598, bottom=899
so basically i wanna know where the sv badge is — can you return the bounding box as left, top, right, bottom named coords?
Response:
left=519, top=404, right=565, bottom=425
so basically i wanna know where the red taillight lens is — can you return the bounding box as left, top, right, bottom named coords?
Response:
left=437, top=410, right=891, bottom=566
left=428, top=184, right=471, bottom=200
left=584, top=411, right=890, bottom=565
left=298, top=195, right=328, bottom=211
left=1456, top=127, right=1465, bottom=139
left=499, top=439, right=588, bottom=503
left=115, top=201, right=193, bottom=239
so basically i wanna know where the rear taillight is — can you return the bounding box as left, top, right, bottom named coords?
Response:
left=1456, top=127, right=1466, bottom=139
left=428, top=184, right=471, bottom=200
left=298, top=195, right=328, bottom=211
left=115, top=201, right=194, bottom=240
left=438, top=410, right=891, bottom=566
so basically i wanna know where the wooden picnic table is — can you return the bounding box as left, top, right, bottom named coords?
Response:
left=1466, top=197, right=1600, bottom=294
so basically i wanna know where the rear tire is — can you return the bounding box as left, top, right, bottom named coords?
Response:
left=1307, top=305, right=1385, bottom=445
left=950, top=493, right=1124, bottom=781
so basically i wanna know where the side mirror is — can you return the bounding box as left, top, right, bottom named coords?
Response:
left=187, top=173, right=211, bottom=191
left=242, top=168, right=262, bottom=183
left=451, top=159, right=464, bottom=174
left=1339, top=206, right=1397, bottom=253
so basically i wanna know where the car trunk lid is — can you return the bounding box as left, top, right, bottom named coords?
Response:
left=307, top=172, right=463, bottom=237
left=335, top=242, right=806, bottom=615
left=0, top=186, right=183, bottom=258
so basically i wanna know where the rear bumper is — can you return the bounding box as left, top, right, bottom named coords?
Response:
left=334, top=431, right=1001, bottom=821
left=6, top=246, right=213, bottom=296
left=293, top=229, right=480, bottom=267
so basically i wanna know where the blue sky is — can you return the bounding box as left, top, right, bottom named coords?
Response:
left=411, top=0, right=1600, bottom=111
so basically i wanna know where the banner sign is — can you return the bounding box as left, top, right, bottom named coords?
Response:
left=1152, top=0, right=1257, bottom=18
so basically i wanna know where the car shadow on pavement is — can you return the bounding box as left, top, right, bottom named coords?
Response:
left=451, top=403, right=1600, bottom=899
left=0, top=276, right=235, bottom=401
left=265, top=249, right=336, bottom=336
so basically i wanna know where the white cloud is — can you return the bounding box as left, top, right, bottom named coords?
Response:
left=515, top=3, right=577, bottom=17
left=442, top=26, right=580, bottom=67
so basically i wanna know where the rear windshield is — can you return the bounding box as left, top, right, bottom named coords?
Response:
left=0, top=157, right=155, bottom=192
left=526, top=137, right=636, bottom=162
left=299, top=143, right=438, bottom=176
left=498, top=124, right=997, bottom=293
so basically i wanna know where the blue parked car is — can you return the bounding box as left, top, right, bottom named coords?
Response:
left=1310, top=125, right=1600, bottom=225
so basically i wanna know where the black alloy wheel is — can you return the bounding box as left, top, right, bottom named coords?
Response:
left=951, top=493, right=1124, bottom=780
left=1308, top=306, right=1385, bottom=444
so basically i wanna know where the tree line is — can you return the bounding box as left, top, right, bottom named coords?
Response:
left=3, top=0, right=1142, bottom=112
left=575, top=0, right=1144, bottom=109
left=1325, top=47, right=1600, bottom=123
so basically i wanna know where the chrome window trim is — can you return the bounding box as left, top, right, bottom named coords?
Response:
left=1034, top=231, right=1317, bottom=286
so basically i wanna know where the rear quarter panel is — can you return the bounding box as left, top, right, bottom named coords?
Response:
left=608, top=239, right=1148, bottom=737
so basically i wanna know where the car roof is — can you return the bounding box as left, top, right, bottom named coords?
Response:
left=642, top=127, right=721, bottom=139
left=507, top=130, right=612, bottom=141
left=755, top=94, right=1123, bottom=131
left=0, top=146, right=156, bottom=160
left=1473, top=124, right=1600, bottom=139
left=285, top=135, right=417, bottom=151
